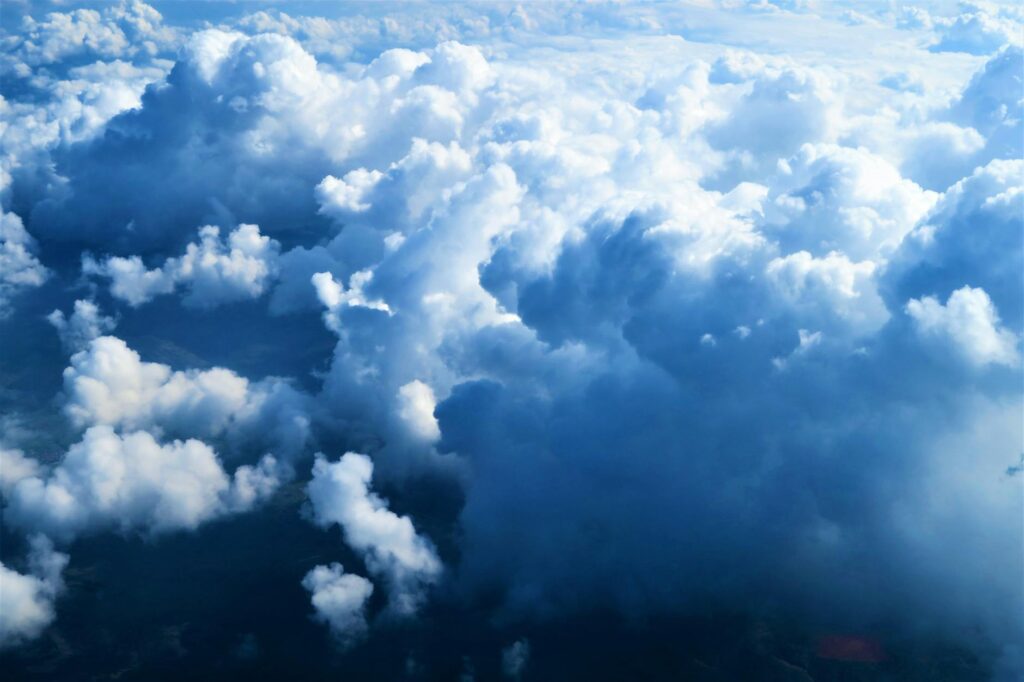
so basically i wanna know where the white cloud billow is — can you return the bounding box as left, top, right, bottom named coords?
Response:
left=306, top=452, right=442, bottom=616
left=62, top=336, right=310, bottom=460
left=48, top=299, right=117, bottom=353
left=84, top=224, right=281, bottom=308
left=907, top=286, right=1019, bottom=368
left=0, top=0, right=1022, bottom=671
left=0, top=210, right=48, bottom=317
left=301, top=563, right=374, bottom=646
left=3, top=425, right=281, bottom=542
left=0, top=536, right=68, bottom=648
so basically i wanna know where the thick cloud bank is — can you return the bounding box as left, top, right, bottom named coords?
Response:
left=0, top=1, right=1021, bottom=678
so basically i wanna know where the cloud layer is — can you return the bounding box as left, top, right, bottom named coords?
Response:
left=0, top=1, right=1020, bottom=678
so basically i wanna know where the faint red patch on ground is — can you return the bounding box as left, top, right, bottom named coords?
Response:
left=816, top=635, right=887, bottom=663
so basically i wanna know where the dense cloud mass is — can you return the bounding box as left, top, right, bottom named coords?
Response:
left=0, top=1, right=1021, bottom=680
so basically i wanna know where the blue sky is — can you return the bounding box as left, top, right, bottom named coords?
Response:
left=0, top=2, right=1022, bottom=680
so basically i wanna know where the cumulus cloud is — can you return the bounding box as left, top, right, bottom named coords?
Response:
left=5, top=0, right=176, bottom=67
left=1, top=0, right=1022, bottom=675
left=61, top=336, right=310, bottom=461
left=306, top=453, right=442, bottom=615
left=907, top=286, right=1019, bottom=367
left=0, top=536, right=68, bottom=648
left=3, top=426, right=281, bottom=542
left=84, top=224, right=281, bottom=308
left=0, top=209, right=48, bottom=316
left=947, top=46, right=1024, bottom=164
left=886, top=159, right=1023, bottom=331
left=0, top=447, right=41, bottom=496
left=47, top=299, right=117, bottom=353
left=763, top=143, right=938, bottom=260
left=301, top=563, right=374, bottom=646
left=929, top=3, right=1024, bottom=55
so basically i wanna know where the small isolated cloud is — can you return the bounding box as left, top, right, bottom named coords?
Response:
left=306, top=452, right=442, bottom=615
left=302, top=563, right=374, bottom=646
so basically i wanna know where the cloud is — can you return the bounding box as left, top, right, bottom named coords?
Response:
left=301, top=563, right=374, bottom=646
left=930, top=4, right=1023, bottom=55
left=766, top=249, right=887, bottom=336
left=763, top=143, right=938, bottom=260
left=3, top=425, right=281, bottom=542
left=0, top=447, right=41, bottom=496
left=907, top=286, right=1019, bottom=368
left=6, top=0, right=176, bottom=67
left=1, top=0, right=1022, bottom=674
left=61, top=335, right=310, bottom=461
left=947, top=46, right=1024, bottom=163
left=885, top=159, right=1023, bottom=332
left=0, top=536, right=68, bottom=648
left=0, top=209, right=47, bottom=317
left=84, top=224, right=281, bottom=308
left=501, top=639, right=530, bottom=680
left=47, top=299, right=117, bottom=352
left=305, top=452, right=442, bottom=615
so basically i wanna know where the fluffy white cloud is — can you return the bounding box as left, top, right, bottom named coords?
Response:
left=763, top=143, right=938, bottom=260
left=0, top=447, right=41, bottom=495
left=62, top=336, right=310, bottom=460
left=3, top=426, right=281, bottom=541
left=907, top=286, right=1019, bottom=367
left=0, top=209, right=47, bottom=316
left=84, top=224, right=281, bottom=308
left=301, top=563, right=374, bottom=645
left=316, top=169, right=384, bottom=213
left=1, top=0, right=1022, bottom=673
left=887, top=159, right=1023, bottom=332
left=47, top=299, right=117, bottom=353
left=306, top=452, right=442, bottom=615
left=395, top=380, right=441, bottom=444
left=930, top=3, right=1024, bottom=55
left=766, top=250, right=887, bottom=335
left=0, top=536, right=68, bottom=648
left=6, top=1, right=176, bottom=66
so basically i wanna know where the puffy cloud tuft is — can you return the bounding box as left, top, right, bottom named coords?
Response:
left=306, top=452, right=442, bottom=615
left=61, top=336, right=310, bottom=460
left=0, top=536, right=68, bottom=648
left=47, top=299, right=117, bottom=353
left=3, top=426, right=281, bottom=542
left=84, top=224, right=281, bottom=309
left=0, top=210, right=48, bottom=317
left=907, top=286, right=1019, bottom=367
left=301, top=563, right=374, bottom=646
